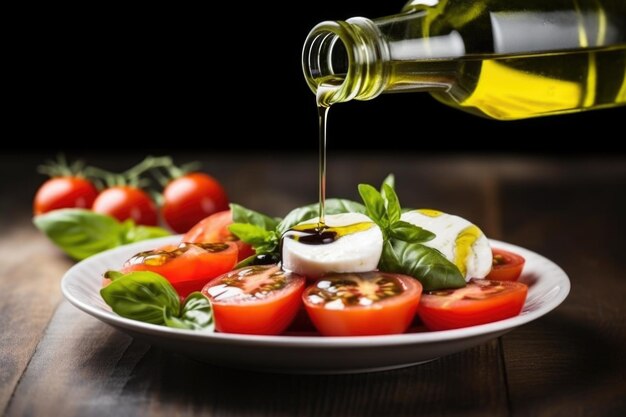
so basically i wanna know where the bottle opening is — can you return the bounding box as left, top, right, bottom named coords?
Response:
left=328, top=36, right=349, bottom=77
left=303, top=18, right=388, bottom=106
left=303, top=21, right=360, bottom=106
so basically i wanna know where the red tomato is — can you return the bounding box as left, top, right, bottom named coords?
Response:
left=122, top=242, right=238, bottom=297
left=302, top=272, right=422, bottom=336
left=486, top=249, right=526, bottom=281
left=418, top=279, right=528, bottom=331
left=183, top=210, right=255, bottom=261
left=92, top=186, right=158, bottom=226
left=162, top=173, right=229, bottom=233
left=202, top=265, right=305, bottom=335
left=34, top=177, right=98, bottom=215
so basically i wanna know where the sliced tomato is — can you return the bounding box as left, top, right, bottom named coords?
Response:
left=302, top=272, right=422, bottom=336
left=486, top=249, right=525, bottom=281
left=183, top=210, right=254, bottom=261
left=121, top=242, right=238, bottom=297
left=202, top=265, right=305, bottom=335
left=418, top=279, right=528, bottom=331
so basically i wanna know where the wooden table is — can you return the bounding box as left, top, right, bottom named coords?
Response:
left=1, top=153, right=625, bottom=417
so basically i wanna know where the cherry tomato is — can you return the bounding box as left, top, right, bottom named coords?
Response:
left=202, top=265, right=305, bottom=335
left=302, top=272, right=422, bottom=336
left=486, top=249, right=526, bottom=281
left=162, top=173, right=229, bottom=233
left=183, top=210, right=255, bottom=261
left=34, top=177, right=98, bottom=215
left=418, top=279, right=528, bottom=331
left=122, top=242, right=238, bottom=297
left=92, top=186, right=158, bottom=226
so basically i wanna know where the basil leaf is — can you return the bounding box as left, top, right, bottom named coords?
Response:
left=325, top=198, right=366, bottom=215
left=100, top=271, right=180, bottom=324
left=382, top=184, right=401, bottom=224
left=379, top=240, right=401, bottom=273
left=277, top=198, right=365, bottom=234
left=230, top=203, right=280, bottom=231
left=381, top=240, right=466, bottom=291
left=103, top=270, right=124, bottom=281
left=229, top=223, right=278, bottom=252
left=389, top=221, right=435, bottom=243
left=164, top=292, right=214, bottom=331
left=123, top=224, right=170, bottom=244
left=358, top=184, right=387, bottom=226
left=34, top=209, right=122, bottom=260
left=381, top=174, right=395, bottom=192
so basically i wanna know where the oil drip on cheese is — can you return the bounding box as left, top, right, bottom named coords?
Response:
left=284, top=222, right=374, bottom=245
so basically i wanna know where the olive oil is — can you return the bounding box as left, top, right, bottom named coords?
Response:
left=316, top=77, right=344, bottom=230
left=317, top=100, right=328, bottom=229
left=303, top=0, right=626, bottom=119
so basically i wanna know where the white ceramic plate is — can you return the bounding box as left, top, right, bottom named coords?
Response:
left=61, top=236, right=569, bottom=374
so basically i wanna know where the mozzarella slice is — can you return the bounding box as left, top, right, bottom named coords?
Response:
left=401, top=209, right=492, bottom=280
left=281, top=213, right=383, bottom=278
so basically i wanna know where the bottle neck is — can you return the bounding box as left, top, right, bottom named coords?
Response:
left=302, top=11, right=460, bottom=106
left=302, top=17, right=391, bottom=107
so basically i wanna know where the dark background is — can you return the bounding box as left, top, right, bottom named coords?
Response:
left=14, top=1, right=625, bottom=154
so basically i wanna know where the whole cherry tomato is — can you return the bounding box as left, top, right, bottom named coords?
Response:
left=34, top=177, right=98, bottom=215
left=92, top=186, right=158, bottom=226
left=162, top=173, right=229, bottom=233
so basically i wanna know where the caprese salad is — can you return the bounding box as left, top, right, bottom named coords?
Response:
left=100, top=176, right=527, bottom=336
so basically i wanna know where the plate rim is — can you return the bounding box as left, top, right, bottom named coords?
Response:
left=61, top=236, right=570, bottom=348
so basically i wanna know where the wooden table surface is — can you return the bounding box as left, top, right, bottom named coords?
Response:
left=1, top=153, right=625, bottom=417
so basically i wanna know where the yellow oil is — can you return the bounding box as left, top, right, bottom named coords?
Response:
left=453, top=225, right=481, bottom=276
left=395, top=0, right=626, bottom=119
left=393, top=46, right=626, bottom=119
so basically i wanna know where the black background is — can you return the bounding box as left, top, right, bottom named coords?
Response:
left=14, top=1, right=625, bottom=154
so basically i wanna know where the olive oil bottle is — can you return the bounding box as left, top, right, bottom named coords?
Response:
left=303, top=0, right=626, bottom=120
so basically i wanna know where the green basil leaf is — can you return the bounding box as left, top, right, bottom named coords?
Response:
left=381, top=174, right=395, bottom=192
left=164, top=292, right=214, bottom=331
left=389, top=221, right=435, bottom=243
left=229, top=223, right=277, bottom=245
left=234, top=254, right=258, bottom=269
left=123, top=224, right=170, bottom=244
left=358, top=184, right=387, bottom=226
left=276, top=199, right=365, bottom=235
left=325, top=198, right=366, bottom=215
left=103, top=270, right=124, bottom=281
left=100, top=271, right=180, bottom=324
left=230, top=203, right=280, bottom=231
left=34, top=209, right=122, bottom=260
left=378, top=240, right=401, bottom=273
left=382, top=184, right=401, bottom=224
left=380, top=240, right=466, bottom=291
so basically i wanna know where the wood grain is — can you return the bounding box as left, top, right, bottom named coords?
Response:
left=500, top=173, right=626, bottom=417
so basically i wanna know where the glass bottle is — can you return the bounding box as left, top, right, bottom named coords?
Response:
left=302, top=0, right=626, bottom=119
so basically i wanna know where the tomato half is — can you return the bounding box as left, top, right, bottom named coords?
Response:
left=418, top=279, right=528, bottom=331
left=92, top=186, right=158, bottom=226
left=34, top=177, right=98, bottom=215
left=302, top=272, right=422, bottom=336
left=183, top=210, right=254, bottom=261
left=202, top=265, right=305, bottom=335
left=486, top=249, right=525, bottom=281
left=122, top=242, right=238, bottom=297
left=162, top=173, right=229, bottom=233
